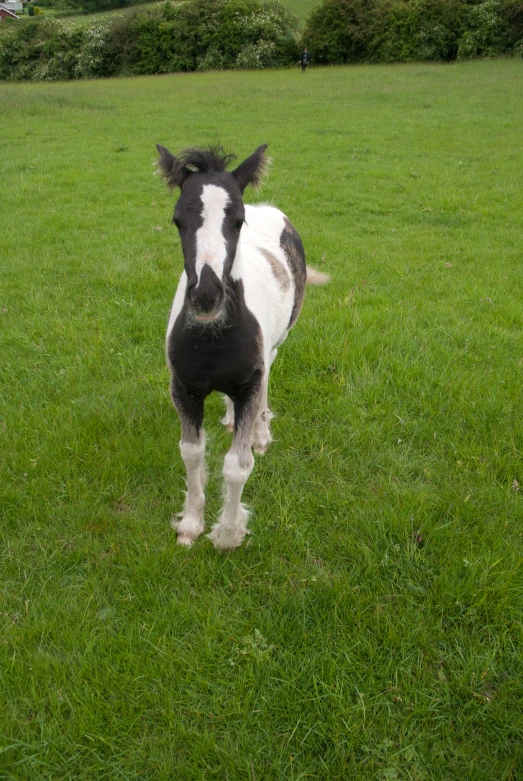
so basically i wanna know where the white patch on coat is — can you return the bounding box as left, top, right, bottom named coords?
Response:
left=207, top=449, right=253, bottom=550
left=195, top=184, right=230, bottom=286
left=174, top=437, right=206, bottom=546
left=166, top=270, right=187, bottom=344
left=232, top=204, right=294, bottom=367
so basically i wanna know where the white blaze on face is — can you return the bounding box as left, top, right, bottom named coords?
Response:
left=195, top=184, right=230, bottom=286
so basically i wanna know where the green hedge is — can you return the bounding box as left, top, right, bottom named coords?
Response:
left=303, top=0, right=523, bottom=64
left=0, top=0, right=300, bottom=80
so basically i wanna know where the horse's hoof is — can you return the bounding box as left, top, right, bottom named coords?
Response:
left=172, top=513, right=204, bottom=545
left=252, top=428, right=272, bottom=454
left=207, top=523, right=248, bottom=551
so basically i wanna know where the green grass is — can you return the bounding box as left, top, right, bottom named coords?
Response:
left=1, top=60, right=523, bottom=780
left=59, top=2, right=155, bottom=25
left=16, top=0, right=316, bottom=26
left=14, top=2, right=156, bottom=24
left=283, top=0, right=319, bottom=22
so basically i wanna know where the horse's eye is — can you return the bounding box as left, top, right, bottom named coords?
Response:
left=233, top=219, right=244, bottom=231
left=173, top=217, right=182, bottom=230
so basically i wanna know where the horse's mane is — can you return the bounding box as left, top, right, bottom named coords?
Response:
left=177, top=146, right=237, bottom=174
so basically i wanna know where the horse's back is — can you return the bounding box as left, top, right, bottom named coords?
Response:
left=241, top=205, right=306, bottom=344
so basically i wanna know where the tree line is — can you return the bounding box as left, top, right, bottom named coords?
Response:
left=0, top=0, right=521, bottom=82
left=303, top=0, right=523, bottom=64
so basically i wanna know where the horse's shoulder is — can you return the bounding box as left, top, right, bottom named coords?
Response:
left=245, top=202, right=285, bottom=225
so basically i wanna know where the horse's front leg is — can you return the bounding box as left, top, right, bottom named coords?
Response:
left=208, top=375, right=262, bottom=551
left=170, top=378, right=206, bottom=547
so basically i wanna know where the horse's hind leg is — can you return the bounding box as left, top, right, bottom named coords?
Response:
left=252, top=374, right=273, bottom=454
left=170, top=379, right=206, bottom=546
left=208, top=376, right=262, bottom=551
left=252, top=350, right=277, bottom=454
left=221, top=395, right=234, bottom=432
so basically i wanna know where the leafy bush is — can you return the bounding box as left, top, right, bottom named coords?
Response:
left=75, top=20, right=110, bottom=76
left=102, top=11, right=141, bottom=75
left=506, top=0, right=523, bottom=51
left=0, top=0, right=299, bottom=81
left=507, top=0, right=523, bottom=41
left=303, top=0, right=523, bottom=64
left=0, top=19, right=80, bottom=80
left=457, top=0, right=511, bottom=58
left=302, top=0, right=378, bottom=65
left=132, top=0, right=299, bottom=74
left=235, top=39, right=276, bottom=68
left=368, top=0, right=465, bottom=62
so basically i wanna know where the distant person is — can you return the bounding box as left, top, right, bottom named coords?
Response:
left=300, top=49, right=309, bottom=73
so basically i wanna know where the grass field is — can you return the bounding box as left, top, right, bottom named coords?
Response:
left=13, top=2, right=158, bottom=25
left=43, top=3, right=155, bottom=24
left=15, top=0, right=317, bottom=26
left=282, top=0, right=318, bottom=22
left=1, top=60, right=523, bottom=780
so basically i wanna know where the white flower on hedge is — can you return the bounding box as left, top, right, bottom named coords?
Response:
left=236, top=39, right=276, bottom=69
left=75, top=21, right=110, bottom=79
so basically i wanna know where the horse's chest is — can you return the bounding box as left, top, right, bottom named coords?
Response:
left=168, top=322, right=262, bottom=397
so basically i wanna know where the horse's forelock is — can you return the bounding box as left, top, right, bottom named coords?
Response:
left=157, top=144, right=238, bottom=190
left=178, top=146, right=237, bottom=177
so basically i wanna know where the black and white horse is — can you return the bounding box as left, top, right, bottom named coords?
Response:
left=157, top=143, right=327, bottom=550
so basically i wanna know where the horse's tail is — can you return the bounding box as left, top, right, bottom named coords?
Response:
left=306, top=266, right=330, bottom=286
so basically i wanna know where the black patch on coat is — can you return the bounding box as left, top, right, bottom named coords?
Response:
left=168, top=279, right=263, bottom=431
left=281, top=217, right=307, bottom=328
left=189, top=264, right=225, bottom=315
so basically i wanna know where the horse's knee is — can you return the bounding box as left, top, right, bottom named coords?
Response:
left=223, top=449, right=253, bottom=484
left=180, top=437, right=205, bottom=469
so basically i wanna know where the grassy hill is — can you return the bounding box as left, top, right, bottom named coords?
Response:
left=18, top=0, right=318, bottom=26
left=15, top=1, right=156, bottom=25
left=283, top=0, right=319, bottom=22
left=1, top=60, right=522, bottom=779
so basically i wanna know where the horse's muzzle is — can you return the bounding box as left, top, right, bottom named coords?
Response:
left=187, top=265, right=225, bottom=322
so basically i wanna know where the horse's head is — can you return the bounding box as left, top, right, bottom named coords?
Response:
left=157, top=144, right=268, bottom=324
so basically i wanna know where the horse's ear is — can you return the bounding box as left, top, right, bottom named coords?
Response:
left=232, top=144, right=269, bottom=193
left=156, top=144, right=187, bottom=189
